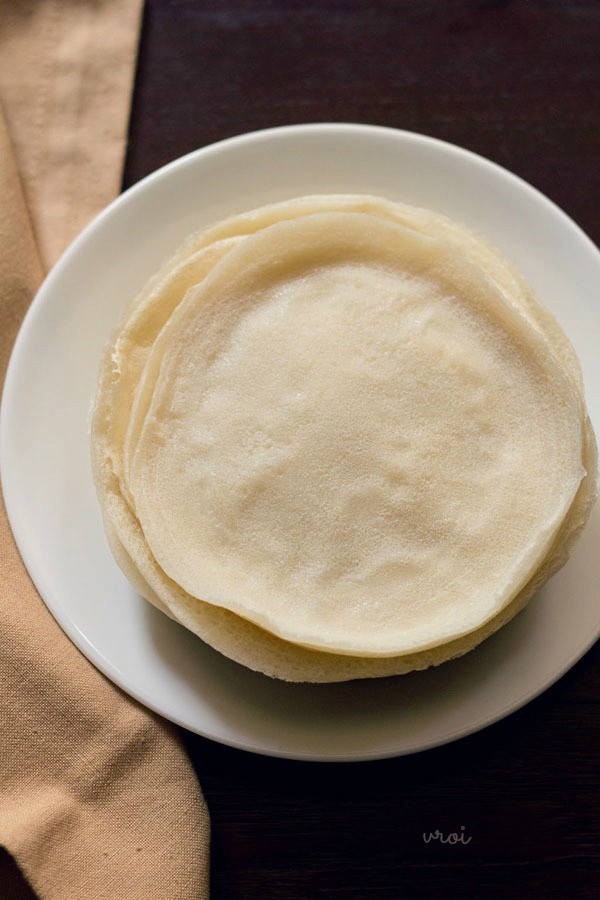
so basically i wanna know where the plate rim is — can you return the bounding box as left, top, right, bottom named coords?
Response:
left=2, top=122, right=599, bottom=762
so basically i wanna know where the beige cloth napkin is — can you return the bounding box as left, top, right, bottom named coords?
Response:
left=0, top=3, right=210, bottom=898
left=0, top=0, right=144, bottom=270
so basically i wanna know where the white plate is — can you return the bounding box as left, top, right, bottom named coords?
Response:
left=2, top=124, right=599, bottom=761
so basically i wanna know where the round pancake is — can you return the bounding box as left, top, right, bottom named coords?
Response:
left=124, top=212, right=584, bottom=657
left=91, top=196, right=597, bottom=680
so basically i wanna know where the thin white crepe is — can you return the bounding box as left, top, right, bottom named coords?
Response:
left=125, top=212, right=584, bottom=656
left=92, top=195, right=597, bottom=681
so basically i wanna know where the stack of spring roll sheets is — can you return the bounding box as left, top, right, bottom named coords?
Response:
left=91, top=195, right=597, bottom=682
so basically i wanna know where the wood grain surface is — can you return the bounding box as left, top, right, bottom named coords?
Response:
left=124, top=2, right=599, bottom=898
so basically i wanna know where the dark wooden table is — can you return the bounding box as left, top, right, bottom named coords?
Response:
left=124, top=3, right=600, bottom=898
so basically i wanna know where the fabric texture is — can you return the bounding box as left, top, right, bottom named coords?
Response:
left=0, top=0, right=143, bottom=269
left=0, top=3, right=210, bottom=898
